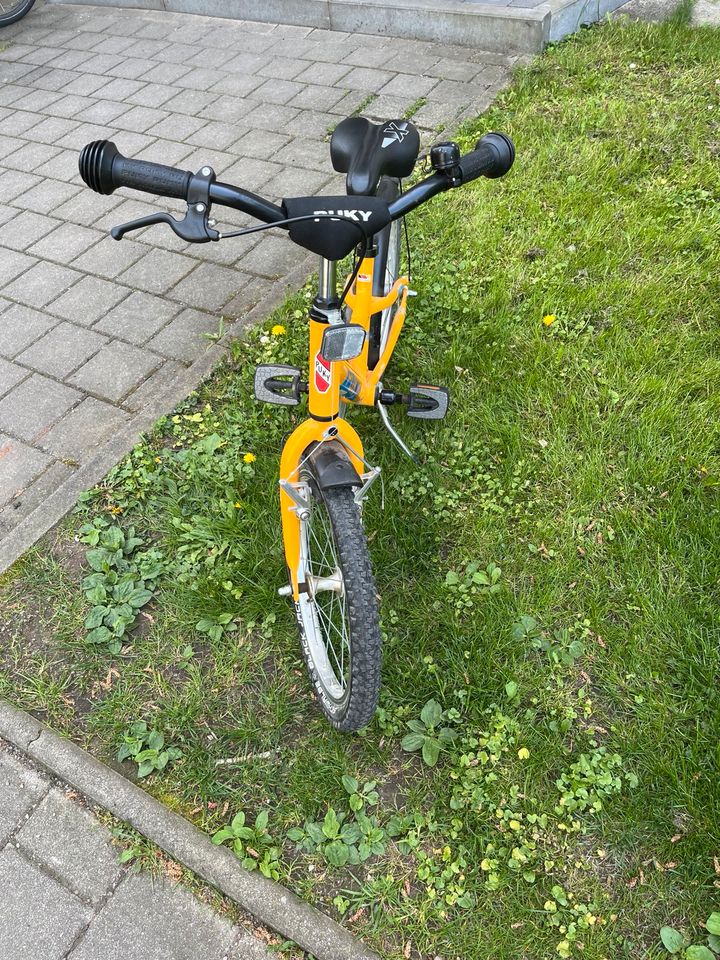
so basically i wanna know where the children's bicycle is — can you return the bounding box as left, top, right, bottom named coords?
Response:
left=79, top=118, right=514, bottom=732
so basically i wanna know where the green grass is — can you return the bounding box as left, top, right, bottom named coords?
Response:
left=2, top=12, right=720, bottom=960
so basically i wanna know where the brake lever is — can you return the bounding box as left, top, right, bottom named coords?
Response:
left=110, top=165, right=221, bottom=244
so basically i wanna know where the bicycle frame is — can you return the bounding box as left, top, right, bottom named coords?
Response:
left=279, top=252, right=409, bottom=600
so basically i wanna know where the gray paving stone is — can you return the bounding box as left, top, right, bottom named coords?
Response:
left=0, top=113, right=41, bottom=141
left=2, top=261, right=81, bottom=309
left=185, top=120, right=245, bottom=151
left=28, top=222, right=104, bottom=265
left=0, top=459, right=75, bottom=537
left=73, top=235, right=146, bottom=280
left=222, top=275, right=269, bottom=320
left=39, top=396, right=131, bottom=461
left=379, top=72, right=438, bottom=98
left=230, top=127, right=290, bottom=160
left=288, top=82, right=348, bottom=113
left=49, top=275, right=130, bottom=327
left=61, top=72, right=108, bottom=96
left=238, top=235, right=299, bottom=279
left=242, top=101, right=300, bottom=132
left=0, top=248, right=36, bottom=286
left=0, top=134, right=28, bottom=160
left=118, top=248, right=196, bottom=295
left=0, top=168, right=42, bottom=202
left=146, top=308, right=219, bottom=362
left=16, top=176, right=82, bottom=215
left=174, top=66, right=223, bottom=92
left=23, top=114, right=80, bottom=145
left=168, top=262, right=245, bottom=310
left=252, top=77, right=305, bottom=106
left=81, top=99, right=134, bottom=126
left=67, top=872, right=235, bottom=960
left=123, top=358, right=185, bottom=412
left=16, top=788, right=122, bottom=903
left=139, top=61, right=192, bottom=86
left=0, top=433, right=51, bottom=509
left=33, top=148, right=85, bottom=183
left=0, top=359, right=29, bottom=399
left=53, top=188, right=124, bottom=229
left=0, top=846, right=90, bottom=960
left=0, top=373, right=81, bottom=444
left=114, top=104, right=171, bottom=133
left=126, top=82, right=178, bottom=108
left=209, top=71, right=265, bottom=98
left=16, top=321, right=107, bottom=379
left=69, top=341, right=160, bottom=402
left=93, top=290, right=181, bottom=344
left=151, top=111, right=208, bottom=142
left=341, top=65, right=394, bottom=91
left=162, top=88, right=218, bottom=117
left=264, top=164, right=331, bottom=200
left=0, top=303, right=59, bottom=358
left=258, top=57, right=309, bottom=81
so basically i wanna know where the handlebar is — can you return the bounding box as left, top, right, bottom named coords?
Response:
left=79, top=139, right=286, bottom=225
left=78, top=131, right=514, bottom=253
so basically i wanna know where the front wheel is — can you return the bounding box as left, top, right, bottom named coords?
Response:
left=293, top=474, right=381, bottom=732
left=0, top=0, right=36, bottom=27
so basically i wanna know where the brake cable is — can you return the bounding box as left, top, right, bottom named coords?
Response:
left=216, top=214, right=369, bottom=308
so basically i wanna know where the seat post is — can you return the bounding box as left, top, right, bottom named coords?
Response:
left=317, top=258, right=338, bottom=306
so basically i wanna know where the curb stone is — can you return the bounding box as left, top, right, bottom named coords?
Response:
left=0, top=699, right=382, bottom=960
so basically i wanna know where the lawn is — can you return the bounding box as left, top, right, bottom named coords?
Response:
left=1, top=8, right=719, bottom=960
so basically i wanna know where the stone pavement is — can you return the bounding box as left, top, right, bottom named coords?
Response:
left=0, top=0, right=516, bottom=568
left=0, top=737, right=274, bottom=960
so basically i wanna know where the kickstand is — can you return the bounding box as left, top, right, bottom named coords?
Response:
left=377, top=399, right=418, bottom=464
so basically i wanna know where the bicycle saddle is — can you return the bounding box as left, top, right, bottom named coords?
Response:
left=330, top=117, right=420, bottom=196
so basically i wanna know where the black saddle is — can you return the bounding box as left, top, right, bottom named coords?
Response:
left=330, top=117, right=420, bottom=196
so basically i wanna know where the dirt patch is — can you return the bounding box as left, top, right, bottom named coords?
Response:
left=50, top=534, right=87, bottom=580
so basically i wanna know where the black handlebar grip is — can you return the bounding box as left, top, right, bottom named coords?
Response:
left=79, top=140, right=192, bottom=199
left=457, top=132, right=515, bottom=185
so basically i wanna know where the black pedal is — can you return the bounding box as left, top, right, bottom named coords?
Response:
left=254, top=365, right=305, bottom=406
left=407, top=384, right=450, bottom=420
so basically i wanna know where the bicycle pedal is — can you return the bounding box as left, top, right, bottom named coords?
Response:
left=254, top=365, right=305, bottom=406
left=407, top=384, right=450, bottom=420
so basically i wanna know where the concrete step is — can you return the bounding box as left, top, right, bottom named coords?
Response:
left=51, top=0, right=630, bottom=54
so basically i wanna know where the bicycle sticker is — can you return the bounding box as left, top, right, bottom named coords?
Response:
left=340, top=372, right=361, bottom=401
left=314, top=351, right=331, bottom=393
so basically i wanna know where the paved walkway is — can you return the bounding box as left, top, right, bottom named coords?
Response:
left=0, top=1, right=515, bottom=567
left=0, top=738, right=274, bottom=960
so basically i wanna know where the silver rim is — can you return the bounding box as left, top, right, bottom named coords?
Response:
left=297, top=478, right=351, bottom=705
left=0, top=1, right=29, bottom=14
left=379, top=220, right=401, bottom=356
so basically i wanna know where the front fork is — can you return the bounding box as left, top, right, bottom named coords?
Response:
left=279, top=418, right=367, bottom=601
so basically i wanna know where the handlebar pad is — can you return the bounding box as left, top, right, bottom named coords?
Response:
left=457, top=132, right=515, bottom=184
left=79, top=140, right=192, bottom=199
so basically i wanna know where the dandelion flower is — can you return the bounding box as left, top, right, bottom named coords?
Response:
left=542, top=314, right=556, bottom=326
left=518, top=747, right=530, bottom=760
left=243, top=452, right=256, bottom=464
left=271, top=324, right=286, bottom=336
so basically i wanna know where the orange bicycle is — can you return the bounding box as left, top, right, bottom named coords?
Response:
left=79, top=118, right=514, bottom=731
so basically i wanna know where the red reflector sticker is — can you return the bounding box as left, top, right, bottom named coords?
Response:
left=314, top=352, right=331, bottom=393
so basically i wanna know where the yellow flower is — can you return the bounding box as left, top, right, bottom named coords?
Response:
left=542, top=314, right=556, bottom=326
left=234, top=501, right=242, bottom=509
left=518, top=747, right=530, bottom=760
left=271, top=324, right=286, bottom=336
left=243, top=452, right=256, bottom=464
